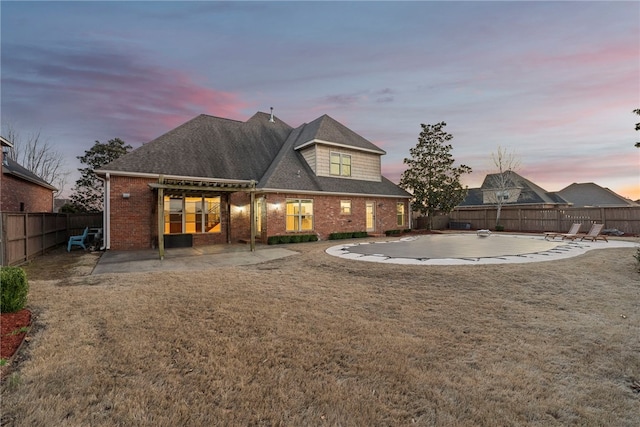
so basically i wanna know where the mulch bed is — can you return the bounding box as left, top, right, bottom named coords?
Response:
left=1, top=309, right=32, bottom=359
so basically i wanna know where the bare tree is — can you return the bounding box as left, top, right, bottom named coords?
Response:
left=2, top=122, right=70, bottom=196
left=486, top=146, right=521, bottom=229
left=634, top=109, right=639, bottom=148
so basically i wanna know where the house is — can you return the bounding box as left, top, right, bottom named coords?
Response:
left=458, top=171, right=570, bottom=208
left=556, top=183, right=639, bottom=207
left=1, top=136, right=57, bottom=212
left=96, top=112, right=412, bottom=251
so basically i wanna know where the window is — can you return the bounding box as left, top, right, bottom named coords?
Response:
left=286, top=199, right=313, bottom=231
left=164, top=195, right=221, bottom=234
left=330, top=152, right=351, bottom=177
left=340, top=200, right=351, bottom=215
left=397, top=202, right=405, bottom=227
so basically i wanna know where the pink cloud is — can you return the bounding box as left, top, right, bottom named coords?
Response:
left=3, top=43, right=250, bottom=145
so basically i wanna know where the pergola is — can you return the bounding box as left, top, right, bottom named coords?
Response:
left=148, top=175, right=257, bottom=259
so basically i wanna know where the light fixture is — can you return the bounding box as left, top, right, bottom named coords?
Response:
left=122, top=193, right=130, bottom=199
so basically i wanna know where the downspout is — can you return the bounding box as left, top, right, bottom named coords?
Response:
left=96, top=173, right=110, bottom=250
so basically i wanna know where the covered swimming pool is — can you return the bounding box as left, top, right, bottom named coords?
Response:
left=326, top=233, right=638, bottom=265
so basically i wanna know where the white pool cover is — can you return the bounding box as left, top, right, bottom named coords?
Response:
left=326, top=234, right=638, bottom=265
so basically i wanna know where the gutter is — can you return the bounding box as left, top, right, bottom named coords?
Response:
left=96, top=172, right=110, bottom=250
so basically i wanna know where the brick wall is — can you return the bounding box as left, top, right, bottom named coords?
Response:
left=262, top=193, right=409, bottom=240
left=109, top=176, right=156, bottom=250
left=107, top=176, right=409, bottom=249
left=0, top=174, right=54, bottom=212
left=229, top=192, right=252, bottom=242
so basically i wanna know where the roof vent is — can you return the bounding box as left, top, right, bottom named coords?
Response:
left=269, top=107, right=275, bottom=123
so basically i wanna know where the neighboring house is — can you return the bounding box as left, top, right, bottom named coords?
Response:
left=54, top=198, right=72, bottom=212
left=556, top=183, right=639, bottom=207
left=96, top=112, right=412, bottom=250
left=1, top=136, right=57, bottom=212
left=458, top=171, right=570, bottom=208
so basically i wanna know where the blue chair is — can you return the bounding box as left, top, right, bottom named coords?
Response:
left=67, top=227, right=89, bottom=252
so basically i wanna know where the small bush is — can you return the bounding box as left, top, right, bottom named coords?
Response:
left=495, top=225, right=505, bottom=232
left=1, top=267, right=29, bottom=313
left=267, top=234, right=317, bottom=245
left=329, top=231, right=369, bottom=240
left=267, top=236, right=280, bottom=245
left=385, top=229, right=402, bottom=236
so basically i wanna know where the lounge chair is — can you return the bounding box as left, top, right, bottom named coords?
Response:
left=544, top=223, right=581, bottom=240
left=67, top=227, right=89, bottom=252
left=580, top=223, right=608, bottom=242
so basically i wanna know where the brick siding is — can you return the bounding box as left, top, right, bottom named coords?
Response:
left=109, top=177, right=156, bottom=250
left=0, top=174, right=54, bottom=212
left=108, top=176, right=409, bottom=249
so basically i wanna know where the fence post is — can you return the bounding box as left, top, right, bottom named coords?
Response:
left=41, top=213, right=45, bottom=256
left=0, top=213, right=4, bottom=266
left=23, top=213, right=28, bottom=264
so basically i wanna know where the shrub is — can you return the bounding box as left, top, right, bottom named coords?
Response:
left=1, top=267, right=29, bottom=313
left=267, top=234, right=318, bottom=244
left=267, top=236, right=280, bottom=245
left=495, top=225, right=505, bottom=232
left=385, top=229, right=402, bottom=236
left=329, top=231, right=369, bottom=240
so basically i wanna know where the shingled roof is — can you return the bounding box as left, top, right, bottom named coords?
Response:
left=3, top=157, right=57, bottom=191
left=259, top=122, right=409, bottom=197
left=102, top=112, right=293, bottom=180
left=294, top=115, right=386, bottom=154
left=100, top=111, right=409, bottom=198
left=459, top=171, right=568, bottom=206
left=556, top=183, right=638, bottom=207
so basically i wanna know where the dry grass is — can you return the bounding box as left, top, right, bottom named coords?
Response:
left=2, top=240, right=639, bottom=426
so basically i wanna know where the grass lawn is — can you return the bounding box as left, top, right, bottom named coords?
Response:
left=2, top=239, right=639, bottom=426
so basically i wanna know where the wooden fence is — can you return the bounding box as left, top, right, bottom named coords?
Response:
left=0, top=212, right=102, bottom=266
left=446, top=206, right=640, bottom=235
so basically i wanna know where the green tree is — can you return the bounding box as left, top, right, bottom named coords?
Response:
left=399, top=122, right=472, bottom=230
left=70, top=138, right=132, bottom=212
left=634, top=109, right=639, bottom=148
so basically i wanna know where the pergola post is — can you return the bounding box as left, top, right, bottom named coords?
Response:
left=249, top=181, right=256, bottom=252
left=157, top=175, right=165, bottom=260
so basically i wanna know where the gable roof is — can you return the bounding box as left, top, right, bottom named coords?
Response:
left=459, top=171, right=569, bottom=206
left=99, top=111, right=409, bottom=198
left=259, top=123, right=410, bottom=197
left=293, top=115, right=386, bottom=154
left=2, top=157, right=57, bottom=191
left=556, top=183, right=639, bottom=207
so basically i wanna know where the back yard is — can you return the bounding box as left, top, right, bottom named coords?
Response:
left=1, top=239, right=639, bottom=426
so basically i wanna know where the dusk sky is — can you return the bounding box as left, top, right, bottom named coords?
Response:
left=2, top=1, right=639, bottom=200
